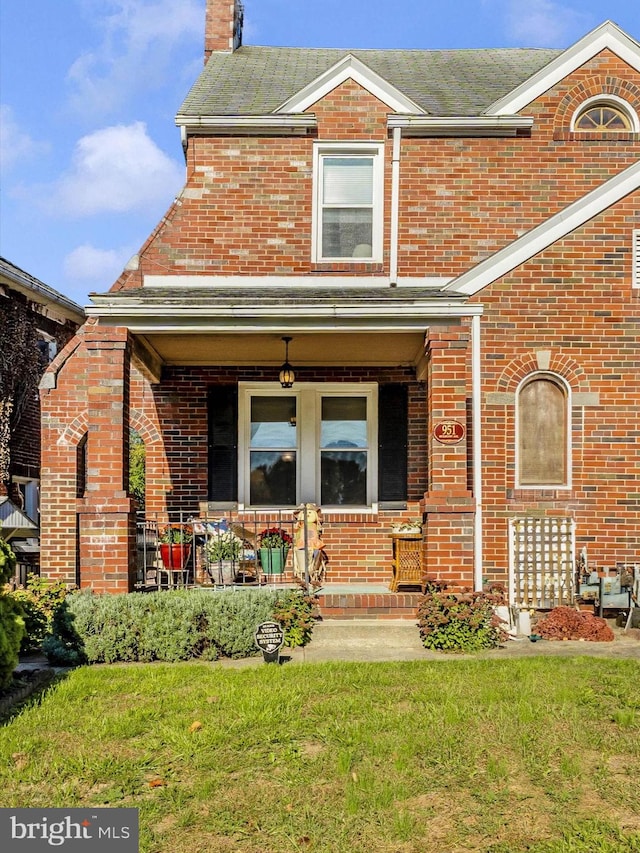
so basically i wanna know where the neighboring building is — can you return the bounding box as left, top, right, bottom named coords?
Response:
left=40, top=1, right=639, bottom=604
left=0, top=258, right=84, bottom=575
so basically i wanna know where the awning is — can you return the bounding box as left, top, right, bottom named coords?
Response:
left=0, top=497, right=38, bottom=540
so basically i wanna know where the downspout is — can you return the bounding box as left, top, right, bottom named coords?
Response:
left=181, top=125, right=188, bottom=163
left=389, top=126, right=401, bottom=286
left=472, top=312, right=483, bottom=591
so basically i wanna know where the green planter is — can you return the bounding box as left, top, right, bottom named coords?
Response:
left=259, top=547, right=289, bottom=575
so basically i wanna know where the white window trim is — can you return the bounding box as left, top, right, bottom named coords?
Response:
left=515, top=372, right=572, bottom=490
left=312, top=142, right=385, bottom=264
left=12, top=477, right=40, bottom=523
left=633, top=229, right=640, bottom=289
left=570, top=94, right=639, bottom=133
left=37, top=330, right=57, bottom=362
left=238, top=381, right=378, bottom=511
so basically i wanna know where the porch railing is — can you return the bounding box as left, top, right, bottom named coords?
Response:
left=136, top=508, right=307, bottom=590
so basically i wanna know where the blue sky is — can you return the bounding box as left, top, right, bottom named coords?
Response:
left=1, top=0, right=638, bottom=308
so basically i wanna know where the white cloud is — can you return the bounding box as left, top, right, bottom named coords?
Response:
left=45, top=122, right=183, bottom=217
left=67, top=0, right=204, bottom=116
left=503, top=0, right=592, bottom=47
left=0, top=105, right=48, bottom=172
left=63, top=244, right=132, bottom=285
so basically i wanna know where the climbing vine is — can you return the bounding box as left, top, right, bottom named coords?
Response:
left=129, top=429, right=146, bottom=508
left=0, top=295, right=44, bottom=484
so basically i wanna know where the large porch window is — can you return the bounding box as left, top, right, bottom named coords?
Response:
left=240, top=383, right=377, bottom=509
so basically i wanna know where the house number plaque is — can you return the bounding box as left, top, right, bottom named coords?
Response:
left=433, top=420, right=466, bottom=444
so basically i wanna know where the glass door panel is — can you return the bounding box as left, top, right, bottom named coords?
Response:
left=320, top=396, right=367, bottom=505
left=250, top=396, right=297, bottom=505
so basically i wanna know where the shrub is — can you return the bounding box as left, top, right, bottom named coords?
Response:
left=10, top=575, right=68, bottom=653
left=0, top=534, right=17, bottom=585
left=417, top=586, right=509, bottom=652
left=41, top=599, right=87, bottom=666
left=0, top=595, right=25, bottom=691
left=272, top=590, right=317, bottom=648
left=46, top=587, right=317, bottom=665
left=0, top=535, right=24, bottom=690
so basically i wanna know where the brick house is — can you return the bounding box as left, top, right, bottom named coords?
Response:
left=1, top=257, right=84, bottom=575
left=40, top=1, right=639, bottom=606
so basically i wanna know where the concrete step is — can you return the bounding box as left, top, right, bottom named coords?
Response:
left=316, top=585, right=423, bottom=619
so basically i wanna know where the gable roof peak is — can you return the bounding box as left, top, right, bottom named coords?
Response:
left=275, top=52, right=425, bottom=115
left=488, top=19, right=640, bottom=115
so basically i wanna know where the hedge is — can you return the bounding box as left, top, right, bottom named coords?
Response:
left=43, top=588, right=316, bottom=665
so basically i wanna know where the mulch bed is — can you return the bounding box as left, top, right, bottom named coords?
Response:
left=535, top=607, right=615, bottom=641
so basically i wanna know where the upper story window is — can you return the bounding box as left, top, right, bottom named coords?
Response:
left=517, top=373, right=570, bottom=488
left=37, top=331, right=57, bottom=364
left=571, top=96, right=638, bottom=133
left=312, top=143, right=384, bottom=263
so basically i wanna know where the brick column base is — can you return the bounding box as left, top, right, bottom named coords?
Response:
left=78, top=496, right=137, bottom=593
left=422, top=497, right=474, bottom=590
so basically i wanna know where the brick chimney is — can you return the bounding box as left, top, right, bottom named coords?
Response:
left=205, top=0, right=244, bottom=60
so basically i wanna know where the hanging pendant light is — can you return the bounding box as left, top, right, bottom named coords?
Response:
left=279, top=336, right=295, bottom=388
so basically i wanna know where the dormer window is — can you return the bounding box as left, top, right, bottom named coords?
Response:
left=571, top=96, right=637, bottom=132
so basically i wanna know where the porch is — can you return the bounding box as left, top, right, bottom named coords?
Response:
left=136, top=508, right=426, bottom=619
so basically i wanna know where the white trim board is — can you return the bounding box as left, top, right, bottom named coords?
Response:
left=276, top=53, right=423, bottom=115
left=489, top=21, right=640, bottom=116
left=142, top=275, right=453, bottom=289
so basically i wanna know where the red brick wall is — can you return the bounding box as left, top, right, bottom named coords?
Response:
left=475, top=194, right=640, bottom=581
left=111, top=53, right=639, bottom=290
left=41, top=324, right=137, bottom=592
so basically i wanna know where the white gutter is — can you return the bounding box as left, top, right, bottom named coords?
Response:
left=86, top=301, right=481, bottom=320
left=472, top=313, right=483, bottom=591
left=389, top=127, right=401, bottom=285
left=387, top=115, right=533, bottom=136
left=176, top=114, right=317, bottom=134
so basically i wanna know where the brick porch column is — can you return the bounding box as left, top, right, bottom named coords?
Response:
left=422, top=328, right=474, bottom=589
left=77, top=327, right=136, bottom=593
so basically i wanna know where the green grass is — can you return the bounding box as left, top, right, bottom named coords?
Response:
left=1, top=658, right=639, bottom=852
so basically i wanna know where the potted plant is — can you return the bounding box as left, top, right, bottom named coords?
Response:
left=258, top=527, right=293, bottom=575
left=158, top=524, right=193, bottom=570
left=390, top=519, right=423, bottom=534
left=205, top=529, right=243, bottom=584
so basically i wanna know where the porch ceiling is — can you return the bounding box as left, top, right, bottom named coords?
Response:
left=136, top=330, right=428, bottom=367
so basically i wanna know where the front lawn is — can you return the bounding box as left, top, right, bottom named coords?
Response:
left=1, top=658, right=638, bottom=852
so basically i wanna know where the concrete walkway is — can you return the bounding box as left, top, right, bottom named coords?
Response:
left=280, top=618, right=640, bottom=664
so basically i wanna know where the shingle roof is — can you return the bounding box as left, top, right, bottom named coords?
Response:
left=92, top=286, right=462, bottom=308
left=179, top=45, right=561, bottom=117
left=0, top=256, right=85, bottom=321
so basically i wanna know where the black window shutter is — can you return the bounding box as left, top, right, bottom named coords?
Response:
left=378, top=383, right=408, bottom=503
left=208, top=385, right=238, bottom=501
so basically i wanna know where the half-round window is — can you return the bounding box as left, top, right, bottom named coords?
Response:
left=573, top=102, right=632, bottom=132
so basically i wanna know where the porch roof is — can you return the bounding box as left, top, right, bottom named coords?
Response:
left=87, top=285, right=476, bottom=332
left=88, top=286, right=478, bottom=372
